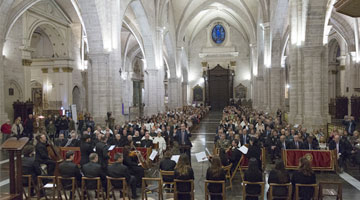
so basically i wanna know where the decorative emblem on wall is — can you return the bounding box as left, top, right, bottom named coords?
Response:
left=211, top=24, right=225, bottom=44
left=193, top=85, right=203, bottom=101
left=235, top=83, right=247, bottom=99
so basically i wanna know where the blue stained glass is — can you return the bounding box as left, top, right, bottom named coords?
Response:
left=212, top=24, right=225, bottom=44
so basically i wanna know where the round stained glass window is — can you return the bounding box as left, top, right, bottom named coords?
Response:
left=212, top=24, right=225, bottom=44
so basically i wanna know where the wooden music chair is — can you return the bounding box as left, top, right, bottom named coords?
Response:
left=141, top=178, right=163, bottom=200
left=174, top=179, right=194, bottom=200
left=22, top=175, right=37, bottom=199
left=37, top=175, right=58, bottom=200
left=230, top=158, right=242, bottom=183
left=205, top=180, right=226, bottom=200
left=268, top=183, right=292, bottom=200
left=58, top=176, right=81, bottom=200
left=318, top=181, right=342, bottom=200
left=81, top=177, right=105, bottom=200
left=242, top=181, right=265, bottom=200
left=160, top=170, right=175, bottom=193
left=222, top=163, right=232, bottom=190
left=295, top=184, right=318, bottom=200
left=106, top=176, right=129, bottom=200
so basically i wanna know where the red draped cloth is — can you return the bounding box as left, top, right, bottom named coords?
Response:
left=60, top=147, right=81, bottom=165
left=109, top=147, right=149, bottom=162
left=282, top=150, right=335, bottom=171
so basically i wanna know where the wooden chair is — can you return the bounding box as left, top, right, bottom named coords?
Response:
left=81, top=177, right=105, bottom=200
left=22, top=175, right=37, bottom=200
left=141, top=177, right=163, bottom=200
left=174, top=179, right=194, bottom=200
left=295, top=184, right=318, bottom=200
left=57, top=176, right=81, bottom=200
left=106, top=176, right=129, bottom=200
left=222, top=163, right=232, bottom=190
left=37, top=175, right=58, bottom=200
left=318, top=181, right=342, bottom=200
left=230, top=157, right=243, bottom=182
left=159, top=170, right=175, bottom=193
left=205, top=180, right=226, bottom=200
left=242, top=181, right=265, bottom=200
left=268, top=183, right=292, bottom=200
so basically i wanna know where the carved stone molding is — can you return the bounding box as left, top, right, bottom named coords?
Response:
left=41, top=68, right=48, bottom=73
left=22, top=59, right=32, bottom=66
left=62, top=67, right=73, bottom=73
left=53, top=67, right=60, bottom=73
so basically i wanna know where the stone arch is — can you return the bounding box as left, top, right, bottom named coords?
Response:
left=72, top=86, right=81, bottom=111
left=328, top=38, right=341, bottom=63
left=329, top=12, right=356, bottom=52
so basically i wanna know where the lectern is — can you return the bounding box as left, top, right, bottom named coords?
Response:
left=1, top=137, right=29, bottom=200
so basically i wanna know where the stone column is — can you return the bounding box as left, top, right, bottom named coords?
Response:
left=262, top=23, right=271, bottom=111
left=87, top=53, right=110, bottom=123
left=168, top=77, right=182, bottom=109
left=269, top=67, right=283, bottom=112
left=0, top=40, right=8, bottom=122
left=182, top=81, right=188, bottom=105
left=144, top=69, right=162, bottom=115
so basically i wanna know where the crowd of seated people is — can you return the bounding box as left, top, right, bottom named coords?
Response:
left=10, top=105, right=208, bottom=199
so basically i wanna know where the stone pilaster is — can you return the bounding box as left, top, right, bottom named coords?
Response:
left=168, top=77, right=183, bottom=109
left=269, top=67, right=284, bottom=113
left=0, top=40, right=9, bottom=122
left=144, top=69, right=165, bottom=116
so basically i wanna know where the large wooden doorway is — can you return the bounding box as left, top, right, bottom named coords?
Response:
left=205, top=64, right=234, bottom=110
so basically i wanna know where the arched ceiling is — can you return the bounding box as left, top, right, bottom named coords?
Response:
left=173, top=0, right=260, bottom=44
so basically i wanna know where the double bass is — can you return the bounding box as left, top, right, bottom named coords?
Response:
left=45, top=134, right=63, bottom=176
left=129, top=143, right=150, bottom=169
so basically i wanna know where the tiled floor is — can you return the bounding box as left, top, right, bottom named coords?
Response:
left=1, top=110, right=360, bottom=199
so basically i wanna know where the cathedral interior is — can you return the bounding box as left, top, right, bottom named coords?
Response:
left=1, top=0, right=360, bottom=199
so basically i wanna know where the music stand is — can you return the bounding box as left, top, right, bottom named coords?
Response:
left=179, top=145, right=191, bottom=165
left=1, top=137, right=29, bottom=200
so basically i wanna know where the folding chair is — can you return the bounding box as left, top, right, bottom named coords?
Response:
left=268, top=183, right=292, bottom=200
left=22, top=175, right=37, bottom=199
left=174, top=179, right=194, bottom=200
left=205, top=180, right=226, bottom=200
left=37, top=175, right=58, bottom=200
left=242, top=181, right=265, bottom=200
left=222, top=163, right=232, bottom=190
left=318, top=181, right=342, bottom=200
left=81, top=177, right=105, bottom=200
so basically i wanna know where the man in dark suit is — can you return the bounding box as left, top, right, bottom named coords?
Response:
left=302, top=136, right=319, bottom=150
left=159, top=151, right=177, bottom=182
left=24, top=114, right=34, bottom=141
left=162, top=125, right=173, bottom=145
left=289, top=135, right=303, bottom=150
left=35, top=134, right=55, bottom=175
left=82, top=153, right=106, bottom=189
left=80, top=134, right=93, bottom=167
left=22, top=145, right=41, bottom=196
left=55, top=133, right=68, bottom=147
left=140, top=132, right=153, bottom=148
left=265, top=130, right=280, bottom=161
left=278, top=135, right=291, bottom=150
left=95, top=134, right=110, bottom=171
left=343, top=116, right=356, bottom=135
left=109, top=134, right=125, bottom=147
left=175, top=123, right=192, bottom=159
left=107, top=153, right=138, bottom=198
left=239, top=129, right=250, bottom=146
left=329, top=135, right=349, bottom=171
left=59, top=151, right=82, bottom=187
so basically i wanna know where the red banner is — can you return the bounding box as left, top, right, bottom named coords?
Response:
left=60, top=147, right=81, bottom=165
left=282, top=150, right=336, bottom=171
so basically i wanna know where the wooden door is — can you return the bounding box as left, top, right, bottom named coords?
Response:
left=208, top=65, right=230, bottom=110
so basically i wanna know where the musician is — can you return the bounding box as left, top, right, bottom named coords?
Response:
left=227, top=139, right=242, bottom=173
left=82, top=153, right=107, bottom=189
left=175, top=123, right=192, bottom=159
left=246, top=138, right=262, bottom=170
left=107, top=153, right=138, bottom=199
left=174, top=154, right=194, bottom=200
left=206, top=156, right=226, bottom=200
left=95, top=134, right=110, bottom=170
left=140, top=132, right=153, bottom=148
left=160, top=151, right=176, bottom=182
left=153, top=131, right=167, bottom=157
left=22, top=145, right=41, bottom=192
left=59, top=151, right=82, bottom=187
left=123, top=146, right=145, bottom=187
left=80, top=134, right=93, bottom=166
left=35, top=134, right=56, bottom=175
left=244, top=158, right=263, bottom=199
left=54, top=133, right=68, bottom=147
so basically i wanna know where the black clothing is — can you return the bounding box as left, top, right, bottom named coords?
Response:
left=244, top=169, right=263, bottom=200
left=268, top=170, right=290, bottom=199
left=55, top=138, right=68, bottom=147
left=302, top=140, right=320, bottom=150
left=174, top=167, right=194, bottom=200
left=140, top=139, right=153, bottom=148
left=289, top=141, right=303, bottom=150
left=240, top=134, right=250, bottom=146
left=82, top=162, right=106, bottom=189
left=123, top=155, right=144, bottom=186
left=35, top=141, right=55, bottom=175
left=229, top=148, right=242, bottom=172
left=246, top=145, right=262, bottom=170
left=24, top=118, right=34, bottom=140
left=206, top=168, right=226, bottom=200
left=58, top=119, right=69, bottom=131
left=291, top=171, right=316, bottom=200
left=67, top=139, right=80, bottom=147
left=159, top=158, right=176, bottom=182
left=110, top=138, right=125, bottom=147
left=22, top=156, right=41, bottom=184
left=95, top=142, right=110, bottom=170
left=107, top=162, right=137, bottom=196
left=132, top=136, right=141, bottom=146
left=59, top=160, right=82, bottom=187
left=80, top=142, right=93, bottom=166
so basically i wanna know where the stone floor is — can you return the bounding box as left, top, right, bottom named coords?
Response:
left=1, top=110, right=360, bottom=199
